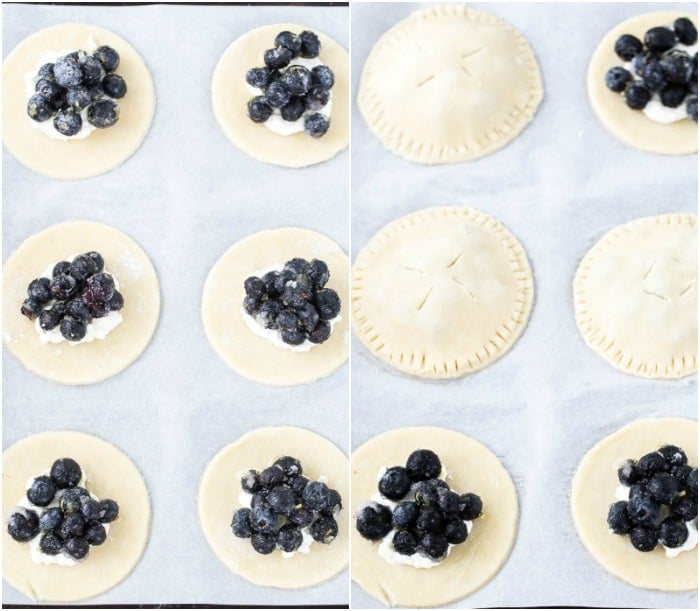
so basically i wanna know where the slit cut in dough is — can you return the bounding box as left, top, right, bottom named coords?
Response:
left=571, top=417, right=697, bottom=591
left=211, top=23, right=349, bottom=167
left=351, top=426, right=518, bottom=607
left=357, top=4, right=543, bottom=164
left=2, top=430, right=151, bottom=602
left=351, top=207, right=534, bottom=379
left=2, top=220, right=161, bottom=385
left=2, top=23, right=156, bottom=179
left=197, top=426, right=349, bottom=589
left=573, top=213, right=697, bottom=379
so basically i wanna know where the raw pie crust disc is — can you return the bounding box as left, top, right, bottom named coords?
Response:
left=201, top=227, right=349, bottom=386
left=211, top=23, right=349, bottom=168
left=587, top=12, right=698, bottom=155
left=357, top=4, right=543, bottom=164
left=2, top=220, right=161, bottom=385
left=3, top=431, right=151, bottom=602
left=352, top=207, right=534, bottom=379
left=198, top=426, right=349, bottom=589
left=571, top=417, right=698, bottom=591
left=351, top=426, right=518, bottom=608
left=2, top=23, right=156, bottom=180
left=573, top=214, right=697, bottom=379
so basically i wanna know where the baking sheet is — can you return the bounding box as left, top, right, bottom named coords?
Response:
left=350, top=2, right=697, bottom=608
left=3, top=3, right=349, bottom=606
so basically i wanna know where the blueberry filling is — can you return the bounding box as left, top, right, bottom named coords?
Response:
left=6, top=458, right=119, bottom=562
left=26, top=46, right=126, bottom=136
left=231, top=455, right=342, bottom=555
left=607, top=445, right=698, bottom=555
left=20, top=251, right=124, bottom=343
left=355, top=450, right=483, bottom=566
left=605, top=18, right=698, bottom=122
left=245, top=30, right=333, bottom=137
left=242, top=257, right=340, bottom=348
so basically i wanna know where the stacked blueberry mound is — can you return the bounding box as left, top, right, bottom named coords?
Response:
left=246, top=30, right=335, bottom=138
left=231, top=456, right=342, bottom=555
left=605, top=18, right=698, bottom=121
left=243, top=258, right=341, bottom=347
left=27, top=45, right=127, bottom=136
left=607, top=444, right=698, bottom=554
left=355, top=450, right=483, bottom=564
left=20, top=251, right=124, bottom=342
left=7, top=458, right=119, bottom=561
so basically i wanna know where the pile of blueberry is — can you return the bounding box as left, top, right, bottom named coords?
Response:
left=20, top=251, right=124, bottom=342
left=605, top=18, right=698, bottom=121
left=355, top=450, right=483, bottom=562
left=27, top=46, right=126, bottom=136
left=246, top=30, right=334, bottom=138
left=231, top=456, right=342, bottom=555
left=243, top=257, right=341, bottom=347
left=607, top=444, right=698, bottom=552
left=7, top=458, right=119, bottom=561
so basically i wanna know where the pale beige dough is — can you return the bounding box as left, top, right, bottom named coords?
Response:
left=2, top=220, right=161, bottom=385
left=2, top=23, right=156, bottom=180
left=201, top=227, right=348, bottom=386
left=571, top=417, right=698, bottom=591
left=197, top=426, right=349, bottom=589
left=352, top=207, right=533, bottom=379
left=573, top=213, right=697, bottom=379
left=3, top=430, right=151, bottom=602
left=211, top=23, right=349, bottom=168
left=357, top=4, right=543, bottom=164
left=587, top=11, right=698, bottom=155
left=351, top=426, right=518, bottom=608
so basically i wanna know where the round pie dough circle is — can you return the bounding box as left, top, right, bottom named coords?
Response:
left=2, top=220, right=161, bottom=385
left=573, top=213, right=697, bottom=379
left=587, top=11, right=698, bottom=155
left=198, top=426, right=349, bottom=589
left=357, top=4, right=543, bottom=164
left=3, top=23, right=156, bottom=180
left=201, top=227, right=349, bottom=386
left=571, top=417, right=698, bottom=591
left=351, top=426, right=518, bottom=608
left=352, top=207, right=534, bottom=379
left=211, top=23, right=349, bottom=168
left=2, top=430, right=151, bottom=602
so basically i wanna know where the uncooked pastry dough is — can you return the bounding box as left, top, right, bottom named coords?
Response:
left=587, top=11, right=698, bottom=155
left=351, top=426, right=518, bottom=607
left=201, top=227, right=348, bottom=386
left=573, top=214, right=697, bottom=379
left=357, top=4, right=543, bottom=164
left=352, top=207, right=534, bottom=379
left=571, top=417, right=697, bottom=591
left=3, top=23, right=156, bottom=180
left=211, top=23, right=349, bottom=168
left=3, top=430, right=151, bottom=602
left=2, top=220, right=161, bottom=385
left=198, top=426, right=349, bottom=589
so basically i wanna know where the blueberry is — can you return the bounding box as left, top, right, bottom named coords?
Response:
left=289, top=507, right=314, bottom=527
left=436, top=489, right=461, bottom=516
left=65, top=86, right=92, bottom=111
left=241, top=470, right=261, bottom=494
left=247, top=95, right=273, bottom=123
left=281, top=65, right=312, bottom=96
left=87, top=273, right=115, bottom=301
left=674, top=17, right=698, bottom=45
left=641, top=61, right=667, bottom=91
left=80, top=498, right=101, bottom=521
left=84, top=521, right=106, bottom=545
left=277, top=524, right=303, bottom=552
left=86, top=250, right=104, bottom=270
left=627, top=491, right=661, bottom=526
left=607, top=501, right=632, bottom=534
left=659, top=518, right=688, bottom=548
left=416, top=506, right=443, bottom=534
left=246, top=67, right=271, bottom=89
left=632, top=51, right=659, bottom=77
left=282, top=285, right=312, bottom=310
left=60, top=316, right=87, bottom=342
left=688, top=468, right=698, bottom=494
left=637, top=452, right=669, bottom=477
left=83, top=291, right=110, bottom=318
left=392, top=530, right=418, bottom=555
left=102, top=73, right=127, bottom=98
left=259, top=300, right=283, bottom=329
left=647, top=473, right=681, bottom=504
left=97, top=499, right=119, bottom=523
left=251, top=532, right=276, bottom=554
left=625, top=83, right=651, bottom=110
left=259, top=466, right=285, bottom=489
left=310, top=515, right=338, bottom=544
left=264, top=80, right=290, bottom=109
left=629, top=525, right=659, bottom=552
left=267, top=486, right=296, bottom=516
left=50, top=458, right=82, bottom=488
left=69, top=254, right=97, bottom=282
left=418, top=532, right=448, bottom=560
left=687, top=95, right=698, bottom=121
left=26, top=277, right=51, bottom=304
left=458, top=492, right=482, bottom=521
left=356, top=503, right=392, bottom=540
left=231, top=507, right=253, bottom=538
left=308, top=320, right=331, bottom=344
left=38, top=307, right=62, bottom=331
left=605, top=66, right=632, bottom=93
left=54, top=106, right=83, bottom=136
left=87, top=99, right=119, bottom=128
left=671, top=464, right=693, bottom=487
left=65, top=537, right=90, bottom=559
left=302, top=480, right=331, bottom=512
left=305, top=85, right=330, bottom=111
left=415, top=479, right=440, bottom=506
left=378, top=466, right=412, bottom=501
left=314, top=288, right=340, bottom=320
left=53, top=56, right=83, bottom=87
left=250, top=504, right=277, bottom=534
left=645, top=27, right=677, bottom=53
left=78, top=54, right=104, bottom=85
left=614, top=34, right=643, bottom=61
left=393, top=501, right=419, bottom=529
left=59, top=487, right=90, bottom=513
left=39, top=507, right=64, bottom=532
left=297, top=303, right=320, bottom=333
left=322, top=489, right=343, bottom=517
left=276, top=308, right=300, bottom=332
left=58, top=512, right=85, bottom=539
left=406, top=449, right=441, bottom=482
left=88, top=84, right=105, bottom=101
left=37, top=62, right=55, bottom=80
left=671, top=495, right=698, bottom=521
left=660, top=84, right=688, bottom=107
left=27, top=476, right=57, bottom=507
left=53, top=261, right=71, bottom=277
left=443, top=516, right=468, bottom=544
left=299, top=31, right=321, bottom=58
left=243, top=295, right=260, bottom=315
left=27, top=93, right=54, bottom=122
left=661, top=51, right=692, bottom=85
left=35, top=77, right=63, bottom=102
left=7, top=509, right=39, bottom=542
left=617, top=459, right=641, bottom=486
left=250, top=491, right=268, bottom=509
left=21, top=298, right=42, bottom=320
left=311, top=65, right=334, bottom=90
left=280, top=97, right=305, bottom=121
left=289, top=475, right=309, bottom=499
left=275, top=31, right=301, bottom=56
left=284, top=258, right=311, bottom=275
left=94, top=46, right=120, bottom=72
left=39, top=533, right=63, bottom=555
left=273, top=456, right=303, bottom=478
left=264, top=46, right=293, bottom=70
left=108, top=290, right=124, bottom=311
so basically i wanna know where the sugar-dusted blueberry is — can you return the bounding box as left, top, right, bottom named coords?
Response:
left=289, top=475, right=309, bottom=499
left=625, top=83, right=652, bottom=109
left=443, top=516, right=468, bottom=544
left=311, top=65, right=334, bottom=90
left=265, top=80, right=291, bottom=108
left=247, top=95, right=273, bottom=124
left=108, top=290, right=124, bottom=311
left=53, top=56, right=83, bottom=88
left=87, top=273, right=115, bottom=301
left=78, top=54, right=104, bottom=85
left=69, top=254, right=97, bottom=282
left=241, top=470, right=261, bottom=494
left=267, top=486, right=296, bottom=516
left=7, top=509, right=39, bottom=542
left=98, top=499, right=119, bottom=523
left=416, top=506, right=443, bottom=534
left=39, top=507, right=64, bottom=533
left=645, top=26, right=677, bottom=53
left=27, top=277, right=52, bottom=304
left=264, top=46, right=293, bottom=70
left=94, top=46, right=120, bottom=72
left=65, top=536, right=90, bottom=559
left=659, top=517, right=689, bottom=548
left=246, top=66, right=271, bottom=89
left=244, top=276, right=266, bottom=300
left=290, top=506, right=314, bottom=528
left=627, top=491, right=661, bottom=526
left=251, top=532, right=276, bottom=554
left=80, top=497, right=101, bottom=521
left=282, top=285, right=312, bottom=310
left=83, top=291, right=110, bottom=318
left=39, top=533, right=63, bottom=555
left=671, top=464, right=692, bottom=487
left=302, top=480, right=331, bottom=512
left=250, top=504, right=277, bottom=534
left=39, top=307, right=62, bottom=331
left=304, top=112, right=330, bottom=138
left=85, top=250, right=103, bottom=269
left=641, top=61, right=667, bottom=91
left=27, top=93, right=54, bottom=122
left=614, top=34, right=643, bottom=61
left=27, top=476, right=57, bottom=507
left=273, top=456, right=302, bottom=478
left=297, top=303, right=320, bottom=333
left=630, top=525, right=659, bottom=552
left=38, top=62, right=55, bottom=80
left=35, top=77, right=63, bottom=102
left=310, top=515, right=338, bottom=544
left=58, top=512, right=86, bottom=539
left=687, top=96, right=698, bottom=121
left=415, top=479, right=440, bottom=506
left=102, top=73, right=127, bottom=99
left=283, top=258, right=309, bottom=275
left=393, top=501, right=419, bottom=529
left=617, top=459, right=641, bottom=486
left=299, top=31, right=321, bottom=58
left=315, top=288, right=341, bottom=320
left=88, top=84, right=105, bottom=101
left=675, top=17, right=698, bottom=45
left=259, top=465, right=286, bottom=489
left=638, top=451, right=669, bottom=477
left=305, top=85, right=330, bottom=111
left=379, top=466, right=412, bottom=501
left=688, top=467, right=698, bottom=494
left=308, top=320, right=331, bottom=344
left=392, top=530, right=418, bottom=555
left=281, top=65, right=312, bottom=96
left=322, top=488, right=342, bottom=517
left=53, top=108, right=82, bottom=137
left=437, top=488, right=461, bottom=516
left=50, top=458, right=82, bottom=489
left=418, top=532, right=448, bottom=560
left=607, top=501, right=632, bottom=534
left=307, top=259, right=330, bottom=289
left=60, top=316, right=87, bottom=342
left=647, top=473, right=681, bottom=504
left=243, top=295, right=260, bottom=316
left=64, top=86, right=91, bottom=111
left=231, top=507, right=253, bottom=538
left=21, top=298, right=42, bottom=320
left=277, top=523, right=303, bottom=552
left=406, top=449, right=441, bottom=482
left=59, top=487, right=89, bottom=513
left=671, top=495, right=698, bottom=521
left=276, top=308, right=299, bottom=332
left=250, top=491, right=268, bottom=509
left=275, top=31, right=302, bottom=56
left=52, top=261, right=71, bottom=277
left=458, top=493, right=483, bottom=521
left=84, top=521, right=107, bottom=545
left=259, top=300, right=283, bottom=329
left=88, top=99, right=119, bottom=128
left=280, top=96, right=305, bottom=122
left=356, top=503, right=393, bottom=540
